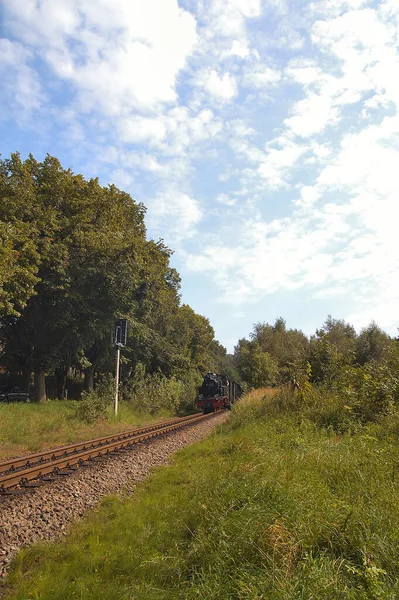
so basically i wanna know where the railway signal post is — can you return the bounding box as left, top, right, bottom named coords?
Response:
left=113, top=319, right=127, bottom=416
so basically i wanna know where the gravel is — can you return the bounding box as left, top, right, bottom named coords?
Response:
left=0, top=412, right=229, bottom=580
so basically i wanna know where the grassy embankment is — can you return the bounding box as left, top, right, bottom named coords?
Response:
left=6, top=387, right=399, bottom=599
left=0, top=401, right=176, bottom=459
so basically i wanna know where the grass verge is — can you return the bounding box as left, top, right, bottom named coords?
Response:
left=5, top=388, right=399, bottom=599
left=0, top=401, right=176, bottom=459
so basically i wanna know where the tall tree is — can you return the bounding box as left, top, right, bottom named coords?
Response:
left=249, top=317, right=309, bottom=381
left=0, top=154, right=147, bottom=400
left=356, top=321, right=392, bottom=365
left=235, top=339, right=278, bottom=388
left=0, top=155, right=41, bottom=317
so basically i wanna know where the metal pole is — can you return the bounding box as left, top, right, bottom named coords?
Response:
left=114, top=345, right=120, bottom=416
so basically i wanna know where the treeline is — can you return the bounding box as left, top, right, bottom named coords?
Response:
left=235, top=316, right=399, bottom=416
left=0, top=153, right=227, bottom=404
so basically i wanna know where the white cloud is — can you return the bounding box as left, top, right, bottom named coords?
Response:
left=195, top=69, right=238, bottom=101
left=193, top=0, right=262, bottom=65
left=285, top=58, right=323, bottom=85
left=257, top=138, right=308, bottom=187
left=221, top=39, right=251, bottom=59
left=5, top=0, right=198, bottom=113
left=0, top=39, right=43, bottom=113
left=308, top=0, right=370, bottom=18
left=346, top=297, right=399, bottom=335
left=2, top=0, right=399, bottom=338
left=118, top=117, right=167, bottom=144
left=296, top=185, right=321, bottom=208
left=148, top=191, right=203, bottom=241
left=280, top=7, right=399, bottom=143
left=181, top=0, right=399, bottom=319
left=285, top=91, right=340, bottom=137
left=243, top=64, right=281, bottom=88
left=217, top=193, right=236, bottom=206
left=109, top=168, right=135, bottom=188
left=200, top=0, right=262, bottom=37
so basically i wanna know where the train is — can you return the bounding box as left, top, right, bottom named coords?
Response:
left=196, top=373, right=242, bottom=414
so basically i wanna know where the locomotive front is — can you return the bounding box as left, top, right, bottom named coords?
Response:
left=197, top=373, right=231, bottom=414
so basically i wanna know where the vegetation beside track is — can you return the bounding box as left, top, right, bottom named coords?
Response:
left=0, top=400, right=178, bottom=459
left=6, top=388, right=399, bottom=599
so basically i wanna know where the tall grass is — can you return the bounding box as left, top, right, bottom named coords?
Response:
left=0, top=400, right=176, bottom=459
left=6, top=387, right=399, bottom=598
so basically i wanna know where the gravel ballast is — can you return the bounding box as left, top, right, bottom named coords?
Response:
left=0, top=412, right=229, bottom=579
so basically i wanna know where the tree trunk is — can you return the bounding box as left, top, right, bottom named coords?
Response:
left=55, top=367, right=67, bottom=400
left=84, top=365, right=95, bottom=392
left=22, top=365, right=32, bottom=393
left=34, top=369, right=46, bottom=403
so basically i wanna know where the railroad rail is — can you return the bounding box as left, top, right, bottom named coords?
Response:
left=0, top=412, right=214, bottom=493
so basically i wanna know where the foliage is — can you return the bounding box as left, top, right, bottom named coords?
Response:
left=309, top=335, right=353, bottom=386
left=235, top=317, right=309, bottom=386
left=0, top=153, right=226, bottom=405
left=74, top=375, right=115, bottom=423
left=356, top=322, right=392, bottom=365
left=315, top=315, right=357, bottom=356
left=234, top=315, right=398, bottom=429
left=0, top=220, right=40, bottom=317
left=124, top=365, right=202, bottom=414
left=235, top=340, right=279, bottom=388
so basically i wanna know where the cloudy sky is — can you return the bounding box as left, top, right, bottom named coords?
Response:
left=1, top=0, right=398, bottom=350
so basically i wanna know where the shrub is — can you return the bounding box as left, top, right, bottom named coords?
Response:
left=74, top=375, right=115, bottom=423
left=123, top=365, right=201, bottom=415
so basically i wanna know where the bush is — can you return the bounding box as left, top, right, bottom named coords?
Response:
left=309, top=343, right=399, bottom=423
left=123, top=365, right=201, bottom=415
left=74, top=375, right=115, bottom=423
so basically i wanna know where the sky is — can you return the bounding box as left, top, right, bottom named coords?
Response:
left=1, top=0, right=399, bottom=352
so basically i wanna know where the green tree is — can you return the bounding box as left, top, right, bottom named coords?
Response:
left=0, top=155, right=42, bottom=317
left=1, top=154, right=147, bottom=400
left=0, top=153, right=228, bottom=408
left=315, top=315, right=357, bottom=357
left=235, top=339, right=278, bottom=388
left=249, top=317, right=309, bottom=383
left=356, top=321, right=392, bottom=365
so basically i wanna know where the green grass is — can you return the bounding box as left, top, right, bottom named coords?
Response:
left=0, top=401, right=176, bottom=458
left=5, top=389, right=399, bottom=599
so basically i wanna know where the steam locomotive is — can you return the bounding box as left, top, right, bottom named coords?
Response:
left=197, top=373, right=242, bottom=414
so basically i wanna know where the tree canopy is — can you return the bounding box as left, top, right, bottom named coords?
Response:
left=0, top=153, right=225, bottom=402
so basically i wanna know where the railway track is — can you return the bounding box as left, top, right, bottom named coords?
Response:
left=0, top=412, right=212, bottom=494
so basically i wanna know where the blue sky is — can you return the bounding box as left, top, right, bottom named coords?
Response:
left=1, top=0, right=399, bottom=351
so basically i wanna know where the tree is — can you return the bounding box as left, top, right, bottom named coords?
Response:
left=249, top=317, right=309, bottom=382
left=0, top=154, right=147, bottom=400
left=0, top=153, right=228, bottom=405
left=356, top=322, right=392, bottom=365
left=308, top=316, right=357, bottom=386
left=235, top=339, right=278, bottom=388
left=0, top=155, right=41, bottom=317
left=316, top=315, right=357, bottom=356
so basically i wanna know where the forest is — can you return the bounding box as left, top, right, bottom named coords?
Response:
left=0, top=153, right=227, bottom=407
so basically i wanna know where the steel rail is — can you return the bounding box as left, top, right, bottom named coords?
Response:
left=0, top=412, right=213, bottom=492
